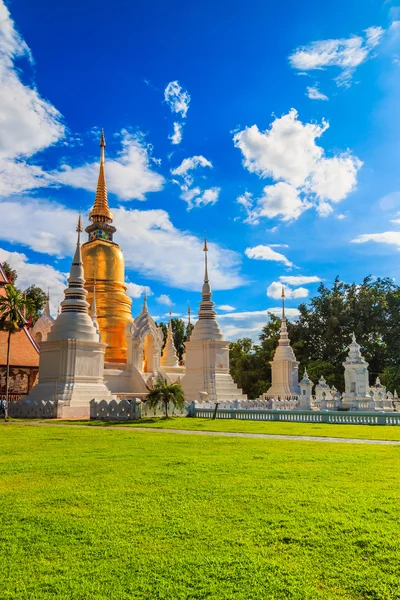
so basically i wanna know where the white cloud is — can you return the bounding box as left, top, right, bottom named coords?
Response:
left=234, top=109, right=362, bottom=221
left=56, top=130, right=165, bottom=201
left=267, top=281, right=308, bottom=299
left=164, top=81, right=191, bottom=118
left=171, top=155, right=213, bottom=187
left=306, top=86, right=328, bottom=101
left=280, top=275, right=321, bottom=285
left=171, top=155, right=218, bottom=209
left=289, top=26, right=385, bottom=86
left=113, top=208, right=245, bottom=291
left=0, top=0, right=65, bottom=196
left=169, top=122, right=183, bottom=145
left=0, top=198, right=78, bottom=257
left=181, top=186, right=220, bottom=210
left=218, top=308, right=300, bottom=341
left=0, top=247, right=66, bottom=313
left=157, top=294, right=173, bottom=306
left=126, top=282, right=152, bottom=299
left=351, top=232, right=400, bottom=247
left=245, top=244, right=294, bottom=267
left=217, top=305, right=236, bottom=312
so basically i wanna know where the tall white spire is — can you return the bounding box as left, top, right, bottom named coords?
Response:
left=198, top=236, right=217, bottom=322
left=161, top=309, right=179, bottom=368
left=44, top=289, right=51, bottom=317
left=47, top=217, right=99, bottom=342
left=142, top=290, right=148, bottom=314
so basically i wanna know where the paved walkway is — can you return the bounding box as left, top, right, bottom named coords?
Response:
left=8, top=420, right=400, bottom=445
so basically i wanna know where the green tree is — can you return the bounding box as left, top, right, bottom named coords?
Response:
left=146, top=377, right=185, bottom=418
left=158, top=318, right=187, bottom=360
left=0, top=284, right=34, bottom=420
left=1, top=262, right=17, bottom=285
left=24, top=285, right=48, bottom=325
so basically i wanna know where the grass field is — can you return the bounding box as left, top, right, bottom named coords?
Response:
left=1, top=423, right=400, bottom=599
left=50, top=415, right=400, bottom=441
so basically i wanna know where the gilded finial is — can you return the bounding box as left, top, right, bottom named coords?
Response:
left=203, top=235, right=208, bottom=252
left=281, top=286, right=286, bottom=320
left=88, top=128, right=113, bottom=224
left=77, top=214, right=83, bottom=233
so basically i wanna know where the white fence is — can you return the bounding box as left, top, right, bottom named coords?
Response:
left=190, top=406, right=400, bottom=426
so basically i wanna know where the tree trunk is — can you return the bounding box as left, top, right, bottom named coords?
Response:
left=165, top=399, right=168, bottom=419
left=4, top=329, right=11, bottom=421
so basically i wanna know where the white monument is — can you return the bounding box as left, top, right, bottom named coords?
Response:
left=342, top=333, right=370, bottom=410
left=27, top=217, right=112, bottom=418
left=298, top=369, right=313, bottom=409
left=31, top=294, right=55, bottom=346
left=181, top=239, right=247, bottom=403
left=265, top=288, right=300, bottom=397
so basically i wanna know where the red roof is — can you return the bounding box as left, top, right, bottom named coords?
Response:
left=0, top=263, right=39, bottom=367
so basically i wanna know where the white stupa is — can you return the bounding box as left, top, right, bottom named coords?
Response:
left=27, top=217, right=112, bottom=418
left=265, top=288, right=300, bottom=397
left=181, top=238, right=247, bottom=402
left=161, top=310, right=179, bottom=369
left=31, top=293, right=55, bottom=346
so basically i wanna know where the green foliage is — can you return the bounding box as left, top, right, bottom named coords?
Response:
left=24, top=285, right=48, bottom=325
left=380, top=366, right=400, bottom=395
left=230, top=276, right=400, bottom=397
left=1, top=261, right=17, bottom=285
left=0, top=284, right=34, bottom=332
left=1, top=424, right=400, bottom=599
left=146, top=377, right=185, bottom=418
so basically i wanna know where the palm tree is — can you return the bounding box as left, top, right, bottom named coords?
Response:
left=0, top=284, right=34, bottom=421
left=146, top=377, right=185, bottom=418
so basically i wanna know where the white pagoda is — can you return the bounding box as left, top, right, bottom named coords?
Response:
left=27, top=217, right=112, bottom=418
left=181, top=239, right=247, bottom=403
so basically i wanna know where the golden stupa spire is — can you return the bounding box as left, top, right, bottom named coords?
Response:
left=89, top=129, right=113, bottom=224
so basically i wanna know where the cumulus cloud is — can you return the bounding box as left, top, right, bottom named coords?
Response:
left=234, top=109, right=362, bottom=221
left=164, top=81, right=191, bottom=118
left=289, top=26, right=385, bottom=86
left=267, top=281, right=308, bottom=299
left=351, top=232, right=400, bottom=247
left=169, top=122, right=183, bottom=145
left=216, top=305, right=236, bottom=311
left=171, top=155, right=219, bottom=209
left=245, top=244, right=294, bottom=268
left=280, top=275, right=321, bottom=285
left=0, top=0, right=65, bottom=195
left=156, top=294, right=173, bottom=306
left=306, top=86, right=328, bottom=101
left=0, top=247, right=66, bottom=313
left=126, top=282, right=152, bottom=299
left=56, top=130, right=165, bottom=201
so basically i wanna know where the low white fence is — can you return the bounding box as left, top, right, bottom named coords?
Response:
left=190, top=406, right=400, bottom=426
left=9, top=399, right=57, bottom=419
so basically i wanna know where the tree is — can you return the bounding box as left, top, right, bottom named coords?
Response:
left=0, top=284, right=34, bottom=420
left=24, top=285, right=48, bottom=325
left=1, top=262, right=17, bottom=286
left=146, top=377, right=185, bottom=418
left=158, top=318, right=186, bottom=360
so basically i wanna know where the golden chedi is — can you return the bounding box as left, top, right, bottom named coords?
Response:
left=81, top=130, right=132, bottom=363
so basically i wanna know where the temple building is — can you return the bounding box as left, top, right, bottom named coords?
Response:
left=264, top=288, right=300, bottom=398
left=181, top=239, right=247, bottom=403
left=81, top=130, right=132, bottom=364
left=0, top=264, right=39, bottom=397
left=26, top=218, right=112, bottom=418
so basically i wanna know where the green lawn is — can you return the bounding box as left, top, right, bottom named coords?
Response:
left=1, top=424, right=400, bottom=599
left=44, top=415, right=400, bottom=441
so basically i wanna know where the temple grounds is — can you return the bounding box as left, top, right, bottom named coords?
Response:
left=1, top=424, right=400, bottom=599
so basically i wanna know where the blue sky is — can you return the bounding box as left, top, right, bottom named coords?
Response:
left=0, top=0, right=399, bottom=339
